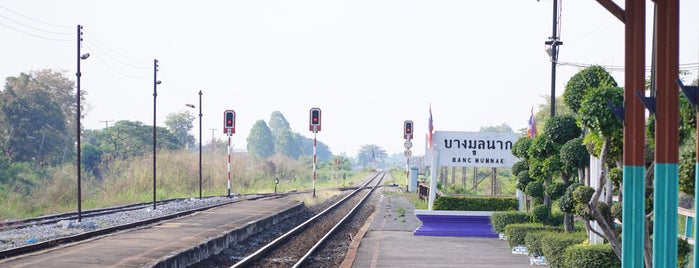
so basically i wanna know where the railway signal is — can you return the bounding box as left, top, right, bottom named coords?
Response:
left=309, top=108, right=321, bottom=132
left=403, top=120, right=413, bottom=192
left=223, top=110, right=235, bottom=134
left=223, top=109, right=236, bottom=198
left=404, top=120, right=414, bottom=140
left=309, top=107, right=322, bottom=197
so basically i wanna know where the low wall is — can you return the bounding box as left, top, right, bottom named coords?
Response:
left=413, top=210, right=497, bottom=238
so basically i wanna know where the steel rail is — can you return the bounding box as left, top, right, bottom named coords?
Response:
left=231, top=172, right=382, bottom=268
left=293, top=172, right=385, bottom=267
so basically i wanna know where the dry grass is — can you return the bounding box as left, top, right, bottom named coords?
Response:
left=0, top=150, right=363, bottom=219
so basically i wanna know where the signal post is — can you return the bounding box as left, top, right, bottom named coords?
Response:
left=309, top=108, right=321, bottom=197
left=403, top=120, right=413, bottom=191
left=224, top=110, right=236, bottom=197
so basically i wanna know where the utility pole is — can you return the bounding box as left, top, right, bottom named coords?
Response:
left=152, top=59, right=161, bottom=210
left=76, top=24, right=90, bottom=222
left=210, top=128, right=216, bottom=152
left=544, top=0, right=562, bottom=118
left=100, top=120, right=113, bottom=130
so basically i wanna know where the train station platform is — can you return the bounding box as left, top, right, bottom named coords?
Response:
left=0, top=199, right=303, bottom=268
left=343, top=188, right=531, bottom=268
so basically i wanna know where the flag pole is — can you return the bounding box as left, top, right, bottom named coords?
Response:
left=428, top=148, right=438, bottom=210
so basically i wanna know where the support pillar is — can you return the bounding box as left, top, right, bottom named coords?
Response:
left=621, top=0, right=646, bottom=267
left=652, top=0, right=680, bottom=267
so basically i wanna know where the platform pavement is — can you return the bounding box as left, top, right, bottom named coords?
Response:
left=342, top=187, right=531, bottom=268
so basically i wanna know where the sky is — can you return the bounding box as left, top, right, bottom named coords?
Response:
left=1, top=1, right=697, bottom=157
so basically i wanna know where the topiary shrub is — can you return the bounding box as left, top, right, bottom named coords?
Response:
left=573, top=186, right=595, bottom=204
left=490, top=211, right=531, bottom=234
left=541, top=232, right=588, bottom=268
left=433, top=196, right=518, bottom=211
left=525, top=180, right=545, bottom=201
left=531, top=204, right=550, bottom=224
left=564, top=244, right=620, bottom=268
left=504, top=223, right=561, bottom=248
left=546, top=181, right=568, bottom=200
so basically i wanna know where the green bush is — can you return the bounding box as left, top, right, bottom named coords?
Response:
left=525, top=230, right=555, bottom=256
left=531, top=204, right=550, bottom=224
left=541, top=232, right=588, bottom=268
left=525, top=180, right=544, bottom=199
left=547, top=212, right=564, bottom=226
left=434, top=196, right=518, bottom=211
left=564, top=244, right=620, bottom=268
left=490, top=211, right=531, bottom=233
left=504, top=223, right=561, bottom=248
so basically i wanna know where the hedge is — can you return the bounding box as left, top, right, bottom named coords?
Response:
left=525, top=230, right=555, bottom=256
left=490, top=211, right=531, bottom=233
left=564, top=244, right=620, bottom=268
left=504, top=223, right=561, bottom=248
left=433, top=196, right=518, bottom=211
left=540, top=232, right=588, bottom=268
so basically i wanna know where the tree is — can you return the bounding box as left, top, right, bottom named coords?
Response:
left=574, top=85, right=624, bottom=258
left=275, top=129, right=303, bottom=159
left=83, top=120, right=182, bottom=161
left=0, top=70, right=74, bottom=164
left=543, top=115, right=582, bottom=232
left=563, top=65, right=618, bottom=113
left=356, top=144, right=387, bottom=169
left=480, top=123, right=513, bottom=133
left=268, top=111, right=291, bottom=138
left=301, top=136, right=333, bottom=161
left=165, top=111, right=195, bottom=149
left=247, top=120, right=274, bottom=159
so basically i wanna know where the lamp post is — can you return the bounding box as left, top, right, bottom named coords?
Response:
left=185, top=90, right=203, bottom=199
left=152, top=59, right=161, bottom=210
left=76, top=24, right=89, bottom=222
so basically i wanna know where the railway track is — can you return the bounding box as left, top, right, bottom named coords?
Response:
left=230, top=172, right=385, bottom=268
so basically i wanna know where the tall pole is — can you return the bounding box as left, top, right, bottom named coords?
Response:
left=198, top=90, right=203, bottom=199
left=76, top=24, right=85, bottom=222
left=227, top=129, right=232, bottom=197
left=313, top=129, right=317, bottom=197
left=152, top=59, right=159, bottom=210
left=546, top=0, right=562, bottom=118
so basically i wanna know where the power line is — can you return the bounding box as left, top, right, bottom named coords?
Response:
left=84, top=39, right=150, bottom=69
left=0, top=12, right=72, bottom=35
left=555, top=60, right=699, bottom=73
left=0, top=19, right=71, bottom=41
left=0, top=4, right=72, bottom=29
left=82, top=44, right=148, bottom=79
left=84, top=32, right=151, bottom=68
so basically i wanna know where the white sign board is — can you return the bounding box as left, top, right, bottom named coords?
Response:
left=432, top=131, right=519, bottom=167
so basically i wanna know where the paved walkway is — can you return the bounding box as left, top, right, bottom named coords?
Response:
left=343, top=188, right=531, bottom=268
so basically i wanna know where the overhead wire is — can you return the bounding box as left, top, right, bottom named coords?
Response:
left=84, top=32, right=151, bottom=69
left=0, top=4, right=72, bottom=29
left=0, top=13, right=72, bottom=35
left=555, top=60, right=699, bottom=73
left=83, top=43, right=148, bottom=79
left=0, top=19, right=72, bottom=42
left=0, top=5, right=152, bottom=78
left=0, top=4, right=73, bottom=41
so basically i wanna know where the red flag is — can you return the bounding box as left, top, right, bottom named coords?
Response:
left=527, top=107, right=537, bottom=138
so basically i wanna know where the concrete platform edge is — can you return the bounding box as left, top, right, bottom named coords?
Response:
left=151, top=201, right=305, bottom=268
